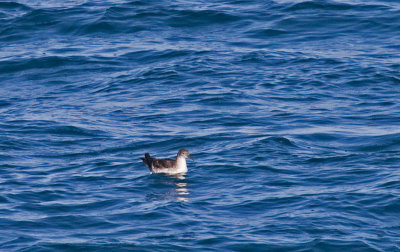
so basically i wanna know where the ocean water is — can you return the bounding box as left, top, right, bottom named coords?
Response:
left=1, top=0, right=400, bottom=251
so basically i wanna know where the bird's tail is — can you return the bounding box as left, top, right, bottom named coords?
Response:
left=140, top=153, right=153, bottom=171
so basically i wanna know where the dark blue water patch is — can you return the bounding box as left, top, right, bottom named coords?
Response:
left=0, top=1, right=30, bottom=10
left=250, top=136, right=298, bottom=152
left=46, top=125, right=105, bottom=137
left=7, top=215, right=118, bottom=232
left=225, top=240, right=378, bottom=252
left=377, top=178, right=400, bottom=190
left=57, top=3, right=212, bottom=35
left=17, top=199, right=124, bottom=215
left=16, top=9, right=61, bottom=27
left=0, top=56, right=88, bottom=74
left=0, top=195, right=8, bottom=203
left=0, top=100, right=11, bottom=108
left=3, top=123, right=106, bottom=139
left=168, top=9, right=241, bottom=28
left=285, top=1, right=354, bottom=11
left=0, top=10, right=56, bottom=41
left=24, top=243, right=192, bottom=252
left=1, top=236, right=39, bottom=251
left=347, top=133, right=400, bottom=153
left=0, top=2, right=31, bottom=22
left=246, top=28, right=289, bottom=39
left=121, top=49, right=194, bottom=64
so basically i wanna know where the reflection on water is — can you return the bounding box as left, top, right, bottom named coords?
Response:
left=146, top=173, right=189, bottom=202
left=170, top=174, right=189, bottom=202
left=175, top=182, right=189, bottom=202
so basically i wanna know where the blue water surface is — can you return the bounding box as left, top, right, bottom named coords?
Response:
left=1, top=0, right=400, bottom=251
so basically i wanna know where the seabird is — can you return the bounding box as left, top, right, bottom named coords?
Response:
left=141, top=149, right=194, bottom=174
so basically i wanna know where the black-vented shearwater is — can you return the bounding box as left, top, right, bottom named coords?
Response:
left=141, top=149, right=194, bottom=174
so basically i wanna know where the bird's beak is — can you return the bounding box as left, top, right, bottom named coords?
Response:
left=187, top=155, right=194, bottom=161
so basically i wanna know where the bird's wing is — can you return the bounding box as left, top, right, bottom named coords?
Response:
left=152, top=158, right=175, bottom=169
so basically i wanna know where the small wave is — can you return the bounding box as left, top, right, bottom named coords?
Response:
left=10, top=124, right=104, bottom=138
left=0, top=2, right=30, bottom=10
left=47, top=126, right=104, bottom=137
left=246, top=28, right=288, bottom=39
left=239, top=51, right=289, bottom=65
left=121, top=49, right=192, bottom=64
left=305, top=239, right=378, bottom=252
left=350, top=133, right=400, bottom=152
left=7, top=190, right=64, bottom=203
left=0, top=195, right=9, bottom=203
left=20, top=243, right=142, bottom=251
left=0, top=236, right=38, bottom=251
left=306, top=154, right=356, bottom=164
left=256, top=136, right=297, bottom=147
left=3, top=120, right=107, bottom=139
left=168, top=9, right=240, bottom=27
left=0, top=1, right=31, bottom=21
left=0, top=8, right=62, bottom=40
left=227, top=195, right=305, bottom=213
left=39, top=215, right=118, bottom=229
left=20, top=199, right=123, bottom=214
left=285, top=1, right=353, bottom=11
left=0, top=56, right=90, bottom=74
left=376, top=179, right=400, bottom=189
left=297, top=132, right=342, bottom=142
left=77, top=21, right=119, bottom=34
left=0, top=100, right=12, bottom=108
